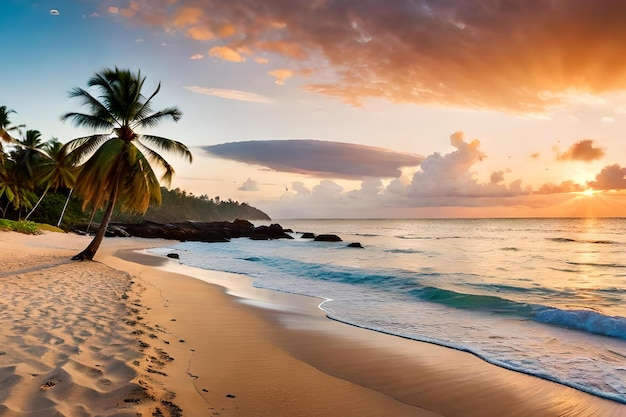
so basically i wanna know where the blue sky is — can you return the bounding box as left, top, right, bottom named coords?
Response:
left=3, top=0, right=626, bottom=218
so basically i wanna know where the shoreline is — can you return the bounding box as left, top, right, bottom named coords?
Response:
left=103, top=238, right=624, bottom=416
left=1, top=231, right=624, bottom=416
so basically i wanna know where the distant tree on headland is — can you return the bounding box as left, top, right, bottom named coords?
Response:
left=112, top=187, right=270, bottom=223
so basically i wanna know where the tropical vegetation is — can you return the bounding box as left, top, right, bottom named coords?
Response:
left=1, top=67, right=271, bottom=259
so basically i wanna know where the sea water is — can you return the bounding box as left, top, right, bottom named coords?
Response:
left=147, top=218, right=626, bottom=404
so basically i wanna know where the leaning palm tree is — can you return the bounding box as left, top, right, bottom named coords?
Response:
left=61, top=67, right=192, bottom=260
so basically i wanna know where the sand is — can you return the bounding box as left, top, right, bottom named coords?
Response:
left=1, top=230, right=624, bottom=417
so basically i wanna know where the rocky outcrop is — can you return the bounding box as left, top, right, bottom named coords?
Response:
left=94, top=220, right=294, bottom=242
left=314, top=234, right=343, bottom=242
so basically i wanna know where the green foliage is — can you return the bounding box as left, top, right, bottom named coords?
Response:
left=26, top=190, right=87, bottom=227
left=0, top=219, right=40, bottom=234
left=112, top=187, right=270, bottom=223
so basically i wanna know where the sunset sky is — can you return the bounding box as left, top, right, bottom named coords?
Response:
left=2, top=0, right=626, bottom=218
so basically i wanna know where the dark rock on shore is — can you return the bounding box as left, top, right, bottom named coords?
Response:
left=92, top=220, right=294, bottom=243
left=301, top=232, right=316, bottom=239
left=166, top=253, right=180, bottom=259
left=347, top=242, right=363, bottom=248
left=314, top=234, right=342, bottom=242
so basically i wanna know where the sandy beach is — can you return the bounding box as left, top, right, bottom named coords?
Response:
left=1, top=231, right=624, bottom=417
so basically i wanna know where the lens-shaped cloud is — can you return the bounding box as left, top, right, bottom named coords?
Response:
left=202, top=140, right=423, bottom=179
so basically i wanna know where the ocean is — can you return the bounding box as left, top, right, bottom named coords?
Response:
left=146, top=218, right=626, bottom=404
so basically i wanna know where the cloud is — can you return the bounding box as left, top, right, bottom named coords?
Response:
left=588, top=164, right=626, bottom=190
left=209, top=45, right=245, bottom=62
left=112, top=0, right=626, bottom=113
left=238, top=178, right=259, bottom=191
left=268, top=68, right=313, bottom=85
left=268, top=69, right=295, bottom=85
left=190, top=53, right=204, bottom=60
left=557, top=139, right=605, bottom=162
left=202, top=140, right=424, bottom=179
left=108, top=6, right=119, bottom=14
left=535, top=180, right=585, bottom=194
left=187, top=26, right=215, bottom=40
left=184, top=86, right=272, bottom=103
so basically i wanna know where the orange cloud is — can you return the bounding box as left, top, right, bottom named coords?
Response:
left=535, top=181, right=585, bottom=194
left=172, top=6, right=203, bottom=27
left=209, top=46, right=245, bottom=62
left=111, top=0, right=626, bottom=113
left=557, top=140, right=605, bottom=162
left=187, top=26, right=215, bottom=40
left=588, top=164, right=626, bottom=190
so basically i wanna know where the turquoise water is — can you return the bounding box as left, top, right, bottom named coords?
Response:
left=148, top=218, right=626, bottom=404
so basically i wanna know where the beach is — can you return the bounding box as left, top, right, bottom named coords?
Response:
left=0, top=230, right=624, bottom=417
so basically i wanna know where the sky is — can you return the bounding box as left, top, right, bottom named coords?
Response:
left=2, top=0, right=626, bottom=219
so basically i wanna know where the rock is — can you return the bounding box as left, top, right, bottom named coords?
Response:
left=102, top=220, right=295, bottom=243
left=301, top=232, right=315, bottom=239
left=347, top=242, right=363, bottom=248
left=105, top=225, right=130, bottom=237
left=166, top=253, right=180, bottom=259
left=314, top=234, right=342, bottom=242
left=251, top=223, right=293, bottom=240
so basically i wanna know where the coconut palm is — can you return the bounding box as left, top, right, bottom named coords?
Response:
left=61, top=67, right=192, bottom=260
left=25, top=139, right=78, bottom=221
left=11, top=129, right=48, bottom=182
left=0, top=106, right=24, bottom=156
left=0, top=158, right=35, bottom=218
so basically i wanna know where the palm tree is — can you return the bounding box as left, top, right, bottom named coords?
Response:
left=11, top=129, right=47, bottom=182
left=0, top=106, right=24, bottom=156
left=25, top=139, right=78, bottom=221
left=61, top=67, right=192, bottom=260
left=0, top=158, right=36, bottom=218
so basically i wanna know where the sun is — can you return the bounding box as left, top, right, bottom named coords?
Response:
left=579, top=188, right=596, bottom=197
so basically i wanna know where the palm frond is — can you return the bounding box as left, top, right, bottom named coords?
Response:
left=135, top=141, right=175, bottom=185
left=133, top=82, right=160, bottom=122
left=62, top=134, right=110, bottom=164
left=134, top=106, right=182, bottom=129
left=139, top=135, right=193, bottom=163
left=65, top=87, right=115, bottom=126
left=61, top=111, right=114, bottom=131
left=73, top=138, right=126, bottom=211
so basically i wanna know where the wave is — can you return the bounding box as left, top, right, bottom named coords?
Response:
left=546, top=237, right=620, bottom=245
left=240, top=255, right=626, bottom=341
left=566, top=261, right=626, bottom=269
left=386, top=248, right=424, bottom=254
left=534, top=308, right=626, bottom=339
left=410, top=286, right=626, bottom=340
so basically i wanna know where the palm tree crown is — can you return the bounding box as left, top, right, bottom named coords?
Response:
left=62, top=67, right=192, bottom=260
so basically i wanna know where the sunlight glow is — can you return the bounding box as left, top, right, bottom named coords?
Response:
left=580, top=189, right=596, bottom=197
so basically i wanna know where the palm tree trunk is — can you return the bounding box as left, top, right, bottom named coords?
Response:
left=57, top=188, right=73, bottom=227
left=25, top=186, right=50, bottom=221
left=72, top=182, right=119, bottom=261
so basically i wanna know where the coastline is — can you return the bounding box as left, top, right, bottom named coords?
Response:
left=1, top=232, right=624, bottom=416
